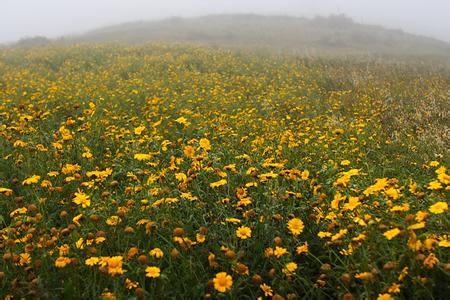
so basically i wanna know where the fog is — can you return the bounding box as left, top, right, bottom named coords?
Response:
left=1, top=0, right=450, bottom=43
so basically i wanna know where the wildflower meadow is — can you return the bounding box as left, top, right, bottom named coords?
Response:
left=0, top=44, right=449, bottom=299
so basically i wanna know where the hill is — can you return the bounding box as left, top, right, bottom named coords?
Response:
left=59, top=14, right=450, bottom=56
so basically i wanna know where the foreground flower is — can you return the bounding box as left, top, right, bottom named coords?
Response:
left=260, top=283, right=273, bottom=297
left=145, top=266, right=161, bottom=278
left=0, top=188, right=13, bottom=196
left=236, top=226, right=252, bottom=239
left=134, top=125, right=145, bottom=135
left=199, top=138, right=211, bottom=151
left=55, top=256, right=71, bottom=268
left=9, top=207, right=27, bottom=217
left=22, top=175, right=40, bottom=185
left=101, top=291, right=116, bottom=300
left=383, top=228, right=401, bottom=240
left=340, top=160, right=350, bottom=166
left=213, top=272, right=233, bottom=293
left=296, top=242, right=309, bottom=255
left=423, top=253, right=439, bottom=268
left=274, top=246, right=288, bottom=258
left=427, top=180, right=442, bottom=190
left=134, top=153, right=152, bottom=161
left=282, top=262, right=298, bottom=276
left=287, top=218, right=304, bottom=236
left=377, top=294, right=393, bottom=300
left=149, top=248, right=164, bottom=258
left=429, top=202, right=448, bottom=214
left=125, top=278, right=139, bottom=289
left=73, top=190, right=91, bottom=208
left=106, top=256, right=126, bottom=275
left=85, top=257, right=100, bottom=266
left=19, top=253, right=31, bottom=265
left=210, top=179, right=227, bottom=188
left=355, top=272, right=373, bottom=281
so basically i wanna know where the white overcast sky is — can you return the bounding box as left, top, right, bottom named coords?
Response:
left=1, top=0, right=450, bottom=43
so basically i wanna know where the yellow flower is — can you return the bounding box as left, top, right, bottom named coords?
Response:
left=134, top=153, right=152, bottom=161
left=59, top=244, right=70, bottom=256
left=125, top=278, right=139, bottom=289
left=175, top=116, right=190, bottom=126
left=106, top=216, right=121, bottom=226
left=0, top=188, right=13, bottom=196
left=258, top=172, right=278, bottom=181
left=407, top=222, right=426, bottom=230
left=429, top=202, right=448, bottom=214
left=41, top=180, right=52, bottom=188
left=55, top=256, right=71, bottom=268
left=318, top=231, right=332, bottom=238
left=59, top=125, right=73, bottom=140
left=13, top=140, right=27, bottom=147
left=343, top=197, right=361, bottom=211
left=196, top=233, right=206, bottom=243
left=282, top=262, right=298, bottom=276
left=427, top=180, right=442, bottom=190
left=236, top=226, right=252, bottom=239
left=72, top=214, right=83, bottom=226
left=274, top=246, right=288, bottom=258
left=388, top=283, right=401, bottom=294
left=260, top=283, right=273, bottom=297
left=19, top=253, right=31, bottom=266
left=264, top=247, right=274, bottom=257
left=331, top=229, right=348, bottom=241
left=234, top=262, right=249, bottom=275
left=22, top=175, right=40, bottom=185
left=383, top=228, right=401, bottom=240
left=363, top=178, right=388, bottom=196
left=436, top=166, right=447, bottom=175
left=340, top=160, right=350, bottom=166
left=377, top=293, right=393, bottom=300
left=199, top=138, right=211, bottom=151
left=415, top=211, right=428, bottom=222
left=437, top=239, right=450, bottom=247
left=355, top=272, right=373, bottom=281
left=225, top=218, right=241, bottom=224
left=296, top=242, right=309, bottom=255
left=9, top=207, right=27, bottom=217
left=73, top=190, right=91, bottom=208
left=210, top=179, right=227, bottom=188
left=183, top=145, right=195, bottom=158
left=287, top=218, right=304, bottom=236
left=149, top=248, right=164, bottom=258
left=145, top=266, right=161, bottom=278
left=213, top=272, right=233, bottom=293
left=106, top=256, right=126, bottom=275
left=301, top=170, right=309, bottom=180
left=175, top=173, right=187, bottom=182
left=438, top=172, right=450, bottom=184
left=85, top=257, right=100, bottom=266
left=398, top=267, right=408, bottom=281
left=62, top=163, right=81, bottom=174
left=134, top=125, right=146, bottom=135
left=101, top=291, right=116, bottom=300
left=96, top=237, right=106, bottom=244
left=423, top=253, right=439, bottom=268
left=429, top=161, right=439, bottom=167
left=385, top=187, right=401, bottom=200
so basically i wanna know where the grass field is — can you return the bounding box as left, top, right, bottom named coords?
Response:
left=0, top=44, right=449, bottom=299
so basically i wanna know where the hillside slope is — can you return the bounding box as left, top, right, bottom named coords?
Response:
left=61, top=14, right=450, bottom=56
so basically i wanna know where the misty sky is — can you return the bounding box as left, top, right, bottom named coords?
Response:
left=1, top=0, right=450, bottom=43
